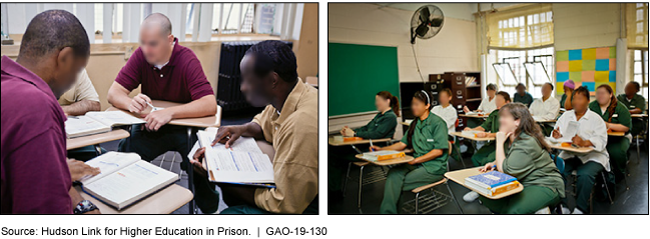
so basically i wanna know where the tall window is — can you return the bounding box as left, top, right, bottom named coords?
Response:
left=491, top=47, right=554, bottom=99
left=486, top=4, right=553, bottom=49
left=633, top=49, right=649, bottom=99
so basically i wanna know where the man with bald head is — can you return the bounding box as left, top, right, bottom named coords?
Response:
left=2, top=10, right=100, bottom=214
left=107, top=13, right=219, bottom=212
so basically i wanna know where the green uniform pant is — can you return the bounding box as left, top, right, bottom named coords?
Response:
left=471, top=143, right=496, bottom=167
left=562, top=159, right=604, bottom=213
left=607, top=136, right=630, bottom=182
left=479, top=185, right=560, bottom=214
left=380, top=164, right=443, bottom=214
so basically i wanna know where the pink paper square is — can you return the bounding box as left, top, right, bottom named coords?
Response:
left=596, top=48, right=610, bottom=59
left=556, top=61, right=569, bottom=72
left=609, top=59, right=616, bottom=70
left=581, top=71, right=595, bottom=82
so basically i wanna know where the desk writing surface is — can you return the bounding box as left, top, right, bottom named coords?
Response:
left=107, top=100, right=222, bottom=128
left=355, top=154, right=414, bottom=166
left=449, top=132, right=495, bottom=141
left=328, top=137, right=392, bottom=146
left=459, top=114, right=489, bottom=119
left=546, top=141, right=595, bottom=154
left=607, top=131, right=625, bottom=137
left=631, top=114, right=648, bottom=118
left=444, top=167, right=523, bottom=200
left=76, top=184, right=193, bottom=214
left=66, top=129, right=130, bottom=150
left=535, top=119, right=557, bottom=123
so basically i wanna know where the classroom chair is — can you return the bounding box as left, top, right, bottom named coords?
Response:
left=551, top=154, right=565, bottom=214
left=401, top=142, right=463, bottom=214
left=342, top=161, right=388, bottom=212
left=449, top=119, right=467, bottom=168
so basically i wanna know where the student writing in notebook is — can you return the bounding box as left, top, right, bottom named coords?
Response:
left=191, top=41, right=318, bottom=214
left=554, top=87, right=610, bottom=214
left=461, top=91, right=511, bottom=203
left=59, top=68, right=105, bottom=162
left=589, top=84, right=631, bottom=183
left=478, top=103, right=564, bottom=214
left=329, top=91, right=399, bottom=200
left=369, top=91, right=449, bottom=214
left=106, top=13, right=220, bottom=212
left=1, top=10, right=100, bottom=214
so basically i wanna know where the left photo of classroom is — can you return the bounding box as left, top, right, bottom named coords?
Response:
left=0, top=2, right=319, bottom=215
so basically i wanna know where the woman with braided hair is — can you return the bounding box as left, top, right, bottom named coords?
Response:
left=588, top=84, right=632, bottom=182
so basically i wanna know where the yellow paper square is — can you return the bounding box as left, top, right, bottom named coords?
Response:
left=569, top=60, right=583, bottom=72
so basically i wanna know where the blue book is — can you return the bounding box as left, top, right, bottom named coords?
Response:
left=465, top=171, right=517, bottom=189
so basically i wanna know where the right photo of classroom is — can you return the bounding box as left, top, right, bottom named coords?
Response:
left=328, top=3, right=649, bottom=215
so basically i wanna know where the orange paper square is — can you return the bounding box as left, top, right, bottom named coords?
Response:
left=596, top=48, right=610, bottom=59
left=556, top=61, right=569, bottom=72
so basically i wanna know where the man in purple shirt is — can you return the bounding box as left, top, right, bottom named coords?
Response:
left=1, top=10, right=100, bottom=214
left=106, top=13, right=219, bottom=213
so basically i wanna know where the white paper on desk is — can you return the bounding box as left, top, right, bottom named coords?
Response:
left=86, top=111, right=145, bottom=126
left=187, top=130, right=264, bottom=160
left=80, top=152, right=141, bottom=185
left=549, top=121, right=579, bottom=143
left=461, top=130, right=482, bottom=138
left=65, top=116, right=111, bottom=138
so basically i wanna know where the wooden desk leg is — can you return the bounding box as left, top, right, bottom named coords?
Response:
left=187, top=127, right=196, bottom=214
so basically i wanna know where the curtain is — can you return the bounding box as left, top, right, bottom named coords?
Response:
left=627, top=3, right=648, bottom=49
left=486, top=3, right=553, bottom=50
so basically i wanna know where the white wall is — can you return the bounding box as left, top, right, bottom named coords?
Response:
left=329, top=3, right=479, bottom=83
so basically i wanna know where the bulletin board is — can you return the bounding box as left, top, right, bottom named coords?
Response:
left=555, top=47, right=616, bottom=96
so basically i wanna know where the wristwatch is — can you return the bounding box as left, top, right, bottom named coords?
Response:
left=73, top=200, right=98, bottom=214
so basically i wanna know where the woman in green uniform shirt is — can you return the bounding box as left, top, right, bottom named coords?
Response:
left=341, top=91, right=399, bottom=139
left=478, top=103, right=565, bottom=214
left=590, top=84, right=631, bottom=182
left=329, top=91, right=399, bottom=198
left=617, top=81, right=646, bottom=136
left=462, top=91, right=511, bottom=202
left=370, top=91, right=449, bottom=214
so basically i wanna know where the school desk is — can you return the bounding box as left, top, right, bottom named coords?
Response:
left=66, top=129, right=130, bottom=155
left=459, top=114, right=490, bottom=119
left=607, top=131, right=626, bottom=137
left=444, top=167, right=524, bottom=200
left=631, top=114, right=648, bottom=118
left=107, top=100, right=222, bottom=215
left=546, top=141, right=595, bottom=154
left=76, top=184, right=193, bottom=214
left=329, top=136, right=392, bottom=154
left=354, top=153, right=414, bottom=166
left=449, top=131, right=495, bottom=141
left=535, top=119, right=557, bottom=123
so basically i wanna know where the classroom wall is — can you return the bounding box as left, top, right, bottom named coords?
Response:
left=0, top=33, right=323, bottom=111
left=329, top=3, right=479, bottom=83
left=552, top=3, right=623, bottom=51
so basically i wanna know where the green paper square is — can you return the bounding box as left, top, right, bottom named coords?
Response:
left=556, top=51, right=569, bottom=61
left=609, top=47, right=616, bottom=59
left=569, top=72, right=582, bottom=82
left=582, top=60, right=596, bottom=71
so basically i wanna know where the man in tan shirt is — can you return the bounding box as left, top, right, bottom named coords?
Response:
left=59, top=68, right=103, bottom=162
left=191, top=40, right=318, bottom=214
left=58, top=68, right=101, bottom=116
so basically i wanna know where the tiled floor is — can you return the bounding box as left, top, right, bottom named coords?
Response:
left=98, top=111, right=256, bottom=214
left=329, top=142, right=649, bottom=215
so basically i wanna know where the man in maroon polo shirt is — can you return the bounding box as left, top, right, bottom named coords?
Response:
left=1, top=10, right=100, bottom=214
left=106, top=13, right=220, bottom=213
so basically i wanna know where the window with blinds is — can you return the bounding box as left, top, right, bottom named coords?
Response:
left=627, top=3, right=648, bottom=49
left=486, top=4, right=553, bottom=49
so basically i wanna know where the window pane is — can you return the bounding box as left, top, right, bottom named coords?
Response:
left=635, top=62, right=643, bottom=74
left=635, top=50, right=642, bottom=61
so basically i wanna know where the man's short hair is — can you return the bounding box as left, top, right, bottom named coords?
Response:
left=143, top=13, right=172, bottom=36
left=516, top=83, right=526, bottom=90
left=544, top=82, right=554, bottom=90
left=486, top=83, right=497, bottom=91
left=19, top=10, right=90, bottom=60
left=245, top=40, right=298, bottom=83
left=629, top=81, right=641, bottom=92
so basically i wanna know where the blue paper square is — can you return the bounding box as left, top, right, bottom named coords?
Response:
left=557, top=72, right=569, bottom=82
left=609, top=71, right=616, bottom=82
left=595, top=59, right=610, bottom=71
left=569, top=50, right=582, bottom=61
left=582, top=82, right=595, bottom=92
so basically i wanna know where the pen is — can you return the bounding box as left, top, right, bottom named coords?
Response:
left=369, top=139, right=375, bottom=151
left=145, top=101, right=155, bottom=110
